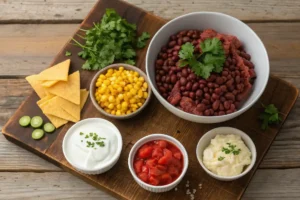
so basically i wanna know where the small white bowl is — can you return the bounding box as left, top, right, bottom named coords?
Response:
left=196, top=127, right=256, bottom=181
left=128, top=134, right=189, bottom=193
left=146, top=12, right=269, bottom=123
left=62, top=118, right=122, bottom=175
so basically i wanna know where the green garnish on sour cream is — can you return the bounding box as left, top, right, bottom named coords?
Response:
left=80, top=132, right=106, bottom=149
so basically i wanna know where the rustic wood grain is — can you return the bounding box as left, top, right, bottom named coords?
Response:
left=1, top=22, right=300, bottom=77
left=1, top=0, right=299, bottom=199
left=1, top=0, right=300, bottom=22
left=1, top=169, right=300, bottom=200
left=0, top=78, right=300, bottom=170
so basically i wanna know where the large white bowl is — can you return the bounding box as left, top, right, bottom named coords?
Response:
left=146, top=12, right=269, bottom=123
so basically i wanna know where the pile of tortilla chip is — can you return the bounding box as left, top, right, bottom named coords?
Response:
left=25, top=59, right=89, bottom=128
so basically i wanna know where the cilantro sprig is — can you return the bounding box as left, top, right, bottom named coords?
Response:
left=178, top=38, right=225, bottom=79
left=72, top=9, right=150, bottom=70
left=259, top=104, right=282, bottom=130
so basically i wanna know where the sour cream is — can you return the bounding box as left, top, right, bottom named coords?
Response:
left=203, top=134, right=251, bottom=177
left=63, top=118, right=122, bottom=172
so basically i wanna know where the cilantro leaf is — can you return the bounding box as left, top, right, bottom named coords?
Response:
left=200, top=38, right=224, bottom=54
left=137, top=32, right=151, bottom=48
left=72, top=8, right=148, bottom=71
left=179, top=42, right=194, bottom=60
left=259, top=104, right=282, bottom=130
left=65, top=51, right=72, bottom=56
left=178, top=38, right=225, bottom=79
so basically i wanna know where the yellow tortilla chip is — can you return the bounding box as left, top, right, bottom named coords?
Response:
left=38, top=59, right=70, bottom=81
left=45, top=71, right=80, bottom=105
left=80, top=89, right=89, bottom=109
left=39, top=96, right=78, bottom=122
left=55, top=97, right=80, bottom=121
left=41, top=80, right=59, bottom=87
left=37, top=96, right=68, bottom=128
left=25, top=75, right=46, bottom=98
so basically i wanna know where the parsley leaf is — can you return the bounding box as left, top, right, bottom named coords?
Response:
left=222, top=143, right=241, bottom=155
left=137, top=32, right=151, bottom=48
left=65, top=51, right=72, bottom=56
left=259, top=104, right=282, bottom=130
left=178, top=38, right=225, bottom=79
left=72, top=9, right=150, bottom=71
left=218, top=156, right=225, bottom=161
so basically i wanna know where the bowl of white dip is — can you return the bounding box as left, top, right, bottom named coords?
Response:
left=62, top=118, right=122, bottom=175
left=196, top=127, right=256, bottom=181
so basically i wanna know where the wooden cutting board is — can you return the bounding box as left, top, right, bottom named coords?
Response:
left=2, top=0, right=299, bottom=199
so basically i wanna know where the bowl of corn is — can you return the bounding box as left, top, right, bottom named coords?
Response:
left=90, top=63, right=152, bottom=119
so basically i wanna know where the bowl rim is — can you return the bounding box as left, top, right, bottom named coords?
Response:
left=196, top=127, right=257, bottom=180
left=128, top=133, right=189, bottom=189
left=62, top=118, right=123, bottom=172
left=145, top=11, right=270, bottom=120
left=89, top=63, right=152, bottom=119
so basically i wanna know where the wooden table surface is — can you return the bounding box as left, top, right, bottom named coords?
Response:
left=0, top=0, right=300, bottom=199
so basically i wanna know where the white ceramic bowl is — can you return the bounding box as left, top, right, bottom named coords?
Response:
left=146, top=12, right=269, bottom=123
left=62, top=118, right=122, bottom=175
left=196, top=127, right=256, bottom=181
left=128, top=134, right=188, bottom=193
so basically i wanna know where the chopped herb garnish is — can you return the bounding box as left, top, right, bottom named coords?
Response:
left=81, top=140, right=83, bottom=143
left=96, top=141, right=105, bottom=147
left=89, top=132, right=93, bottom=137
left=218, top=156, right=225, bottom=161
left=222, top=143, right=241, bottom=155
left=80, top=132, right=84, bottom=136
left=80, top=131, right=105, bottom=149
left=259, top=104, right=282, bottom=130
left=65, top=51, right=72, bottom=56
left=85, top=135, right=89, bottom=139
left=178, top=38, right=225, bottom=79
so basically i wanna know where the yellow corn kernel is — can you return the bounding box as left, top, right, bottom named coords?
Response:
left=100, top=102, right=105, bottom=108
left=143, top=82, right=148, bottom=89
left=126, top=110, right=132, bottom=115
left=121, top=101, right=128, bottom=109
left=116, top=110, right=121, bottom=116
left=117, top=104, right=121, bottom=110
left=104, top=108, right=111, bottom=113
left=100, top=95, right=108, bottom=102
left=111, top=110, right=116, bottom=115
left=133, top=71, right=139, bottom=77
left=129, top=98, right=136, bottom=104
left=127, top=84, right=133, bottom=89
left=103, top=80, right=111, bottom=85
left=119, top=66, right=124, bottom=71
left=130, top=89, right=137, bottom=95
left=108, top=103, right=114, bottom=109
left=120, top=81, right=126, bottom=86
left=138, top=102, right=143, bottom=107
left=107, top=69, right=114, bottom=74
left=117, top=87, right=123, bottom=93
left=108, top=95, right=115, bottom=103
left=138, top=90, right=143, bottom=98
left=131, top=107, right=137, bottom=112
left=139, top=77, right=145, bottom=82
left=96, top=81, right=102, bottom=87
left=143, top=92, right=148, bottom=99
left=126, top=92, right=133, bottom=99
left=99, top=74, right=106, bottom=79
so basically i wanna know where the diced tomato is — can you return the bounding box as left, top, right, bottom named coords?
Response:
left=168, top=165, right=180, bottom=177
left=145, top=158, right=157, bottom=167
left=156, top=164, right=167, bottom=171
left=138, top=172, right=148, bottom=182
left=152, top=147, right=163, bottom=159
left=158, top=149, right=173, bottom=165
left=142, top=165, right=149, bottom=174
left=138, top=146, right=153, bottom=159
left=134, top=160, right=143, bottom=173
left=171, top=158, right=182, bottom=168
left=149, top=176, right=160, bottom=186
left=149, top=165, right=166, bottom=176
left=157, top=140, right=167, bottom=148
left=168, top=145, right=180, bottom=154
left=173, top=152, right=182, bottom=160
left=161, top=173, right=173, bottom=184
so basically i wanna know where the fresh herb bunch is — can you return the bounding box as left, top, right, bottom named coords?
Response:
left=259, top=104, right=282, bottom=130
left=72, top=8, right=150, bottom=70
left=179, top=38, right=226, bottom=79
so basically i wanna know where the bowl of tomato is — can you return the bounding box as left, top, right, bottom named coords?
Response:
left=128, top=134, right=188, bottom=193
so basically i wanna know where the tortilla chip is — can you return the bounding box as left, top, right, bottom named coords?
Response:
left=80, top=89, right=89, bottom=109
left=38, top=59, right=70, bottom=81
left=54, top=97, right=80, bottom=121
left=41, top=80, right=59, bottom=87
left=45, top=71, right=80, bottom=105
left=37, top=94, right=55, bottom=105
left=39, top=96, right=78, bottom=122
left=25, top=74, right=46, bottom=98
left=45, top=114, right=68, bottom=128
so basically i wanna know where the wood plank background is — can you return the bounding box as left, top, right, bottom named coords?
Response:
left=0, top=0, right=300, bottom=199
